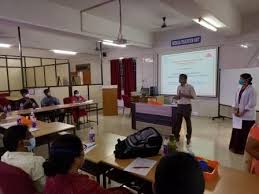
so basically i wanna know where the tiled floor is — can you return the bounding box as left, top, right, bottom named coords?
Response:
left=35, top=109, right=246, bottom=172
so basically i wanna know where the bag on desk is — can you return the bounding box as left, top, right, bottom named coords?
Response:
left=114, top=127, right=163, bottom=159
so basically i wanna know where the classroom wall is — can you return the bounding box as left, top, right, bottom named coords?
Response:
left=154, top=25, right=259, bottom=119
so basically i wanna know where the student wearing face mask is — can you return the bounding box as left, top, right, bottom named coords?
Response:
left=71, top=90, right=86, bottom=103
left=41, top=89, right=65, bottom=122
left=229, top=73, right=257, bottom=154
left=70, top=90, right=87, bottom=124
left=43, top=134, right=132, bottom=194
left=19, top=89, right=39, bottom=109
left=1, top=125, right=45, bottom=192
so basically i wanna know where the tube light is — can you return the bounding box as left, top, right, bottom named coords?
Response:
left=193, top=18, right=217, bottom=32
left=240, top=44, right=248, bottom=48
left=203, top=16, right=226, bottom=28
left=103, top=39, right=113, bottom=43
left=51, top=50, right=77, bottom=55
left=102, top=41, right=126, bottom=48
left=0, top=43, right=11, bottom=48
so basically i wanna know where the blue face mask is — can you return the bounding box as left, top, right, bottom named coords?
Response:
left=239, top=79, right=244, bottom=85
left=25, top=138, right=36, bottom=152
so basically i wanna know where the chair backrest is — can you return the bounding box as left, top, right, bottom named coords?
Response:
left=0, top=97, right=10, bottom=108
left=63, top=97, right=72, bottom=104
left=122, top=95, right=131, bottom=108
left=0, top=161, right=37, bottom=194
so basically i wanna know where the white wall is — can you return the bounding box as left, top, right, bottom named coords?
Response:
left=154, top=25, right=259, bottom=118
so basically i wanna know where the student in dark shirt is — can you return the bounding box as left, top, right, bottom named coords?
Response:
left=41, top=89, right=65, bottom=122
left=19, top=89, right=39, bottom=109
left=153, top=152, right=205, bottom=194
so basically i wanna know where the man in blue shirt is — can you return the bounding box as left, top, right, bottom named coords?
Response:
left=41, top=89, right=65, bottom=122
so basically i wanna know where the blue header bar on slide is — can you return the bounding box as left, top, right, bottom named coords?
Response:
left=171, top=36, right=201, bottom=47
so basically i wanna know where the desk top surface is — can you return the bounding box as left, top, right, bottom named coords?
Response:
left=0, top=118, right=75, bottom=138
left=85, top=133, right=259, bottom=194
left=11, top=101, right=97, bottom=115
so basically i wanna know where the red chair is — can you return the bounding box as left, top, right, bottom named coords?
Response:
left=122, top=95, right=131, bottom=115
left=63, top=97, right=88, bottom=125
left=0, top=161, right=39, bottom=194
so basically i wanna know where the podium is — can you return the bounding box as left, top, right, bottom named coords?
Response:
left=102, top=85, right=118, bottom=116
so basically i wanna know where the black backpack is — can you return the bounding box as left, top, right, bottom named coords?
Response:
left=114, top=127, right=163, bottom=159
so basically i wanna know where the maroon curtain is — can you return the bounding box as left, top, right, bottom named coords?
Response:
left=123, top=58, right=136, bottom=97
left=110, top=59, right=121, bottom=99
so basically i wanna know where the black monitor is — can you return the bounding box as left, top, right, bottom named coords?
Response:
left=150, top=86, right=158, bottom=96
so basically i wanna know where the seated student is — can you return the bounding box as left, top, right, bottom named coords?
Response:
left=43, top=134, right=131, bottom=194
left=154, top=152, right=205, bottom=194
left=71, top=90, right=86, bottom=103
left=70, top=90, right=87, bottom=124
left=41, top=89, right=65, bottom=122
left=1, top=125, right=45, bottom=192
left=19, top=89, right=39, bottom=109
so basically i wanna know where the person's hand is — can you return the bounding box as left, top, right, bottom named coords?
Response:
left=0, top=113, right=6, bottom=120
left=233, top=107, right=238, bottom=113
left=235, top=111, right=244, bottom=117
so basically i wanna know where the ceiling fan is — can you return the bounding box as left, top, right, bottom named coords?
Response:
left=113, top=0, right=127, bottom=45
left=161, top=17, right=167, bottom=28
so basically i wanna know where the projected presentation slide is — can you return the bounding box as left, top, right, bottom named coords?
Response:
left=160, top=48, right=217, bottom=96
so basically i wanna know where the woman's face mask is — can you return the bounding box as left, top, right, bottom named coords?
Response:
left=24, top=138, right=36, bottom=152
left=239, top=79, right=245, bottom=85
left=75, top=93, right=80, bottom=97
left=25, top=94, right=30, bottom=98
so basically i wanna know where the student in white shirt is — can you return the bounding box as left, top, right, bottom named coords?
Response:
left=1, top=125, right=46, bottom=192
left=229, top=73, right=257, bottom=154
left=174, top=74, right=196, bottom=145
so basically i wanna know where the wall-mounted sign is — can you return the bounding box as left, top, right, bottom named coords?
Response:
left=171, top=36, right=201, bottom=47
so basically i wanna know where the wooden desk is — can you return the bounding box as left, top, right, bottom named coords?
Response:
left=31, top=121, right=75, bottom=138
left=84, top=133, right=259, bottom=194
left=84, top=133, right=125, bottom=163
left=10, top=101, right=99, bottom=127
left=0, top=119, right=75, bottom=150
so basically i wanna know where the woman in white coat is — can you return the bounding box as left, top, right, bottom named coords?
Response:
left=229, top=73, right=257, bottom=154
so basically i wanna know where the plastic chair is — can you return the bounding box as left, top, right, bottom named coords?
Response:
left=122, top=95, right=131, bottom=115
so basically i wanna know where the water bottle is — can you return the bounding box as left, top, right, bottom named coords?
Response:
left=88, top=127, right=95, bottom=143
left=20, top=103, right=24, bottom=110
left=7, top=105, right=11, bottom=116
left=163, top=136, right=169, bottom=156
left=168, top=134, right=177, bottom=154
left=16, top=115, right=22, bottom=125
left=32, top=103, right=36, bottom=110
left=30, top=112, right=37, bottom=128
left=3, top=106, right=7, bottom=114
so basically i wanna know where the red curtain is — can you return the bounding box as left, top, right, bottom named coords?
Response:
left=110, top=59, right=121, bottom=99
left=123, top=58, right=136, bottom=97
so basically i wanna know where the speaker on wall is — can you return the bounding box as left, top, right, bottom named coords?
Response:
left=102, top=52, right=107, bottom=57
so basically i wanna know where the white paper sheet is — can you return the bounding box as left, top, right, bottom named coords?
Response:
left=83, top=143, right=96, bottom=154
left=29, top=127, right=39, bottom=132
left=124, top=158, right=157, bottom=176
left=232, top=113, right=243, bottom=129
left=0, top=121, right=17, bottom=129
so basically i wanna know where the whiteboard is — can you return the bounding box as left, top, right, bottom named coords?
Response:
left=220, top=68, right=259, bottom=110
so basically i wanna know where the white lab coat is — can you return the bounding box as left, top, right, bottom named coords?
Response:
left=233, top=85, right=257, bottom=120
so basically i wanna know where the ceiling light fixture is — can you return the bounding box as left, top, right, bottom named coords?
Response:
left=193, top=18, right=217, bottom=32
left=203, top=16, right=226, bottom=28
left=0, top=43, right=12, bottom=48
left=240, top=44, right=248, bottom=48
left=102, top=41, right=126, bottom=48
left=51, top=49, right=77, bottom=55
